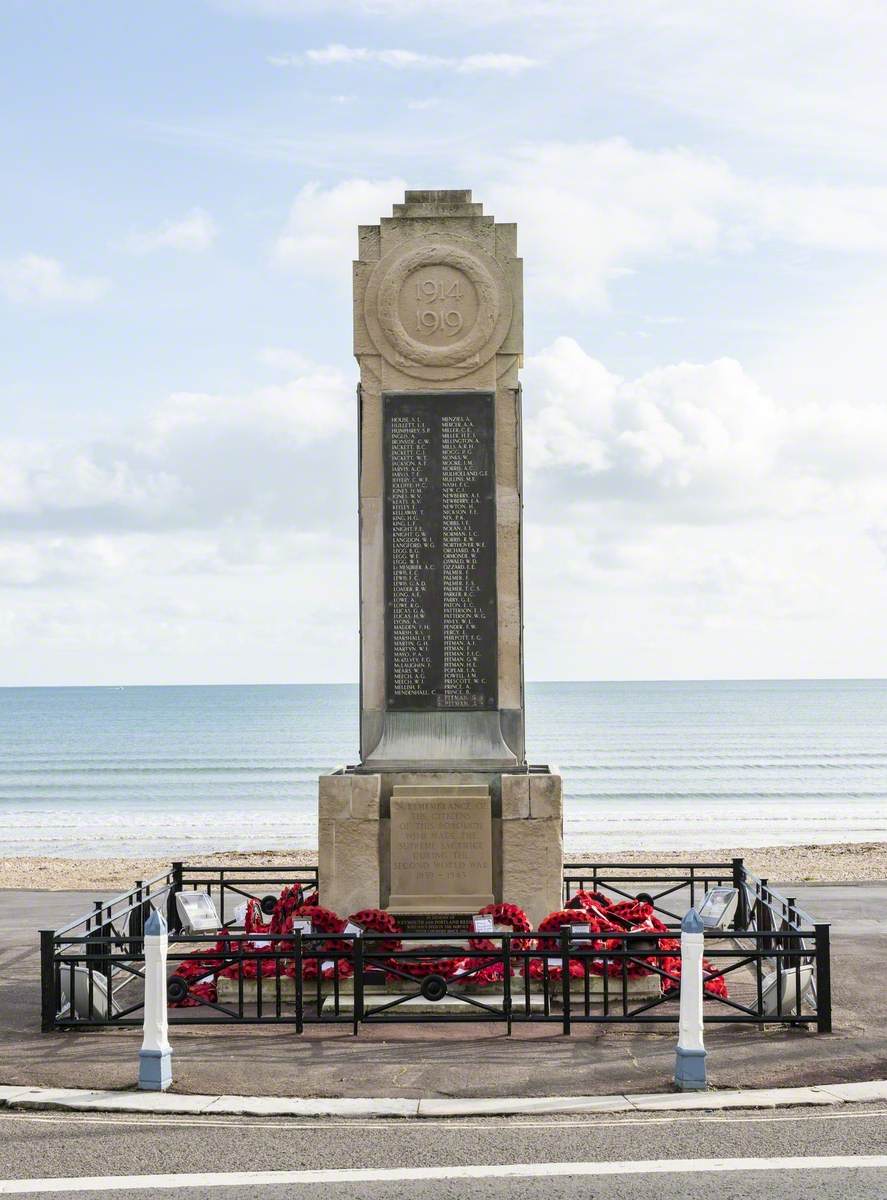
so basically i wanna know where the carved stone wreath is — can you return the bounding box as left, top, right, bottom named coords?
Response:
left=364, top=237, right=512, bottom=375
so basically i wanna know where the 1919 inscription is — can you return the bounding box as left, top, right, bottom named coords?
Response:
left=383, top=392, right=497, bottom=711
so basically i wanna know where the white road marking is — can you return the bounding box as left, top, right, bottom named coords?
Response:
left=1, top=1156, right=886, bottom=1193
left=0, top=1107, right=886, bottom=1133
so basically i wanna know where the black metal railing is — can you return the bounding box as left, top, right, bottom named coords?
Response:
left=563, top=858, right=747, bottom=924
left=43, top=925, right=830, bottom=1033
left=40, top=859, right=831, bottom=1034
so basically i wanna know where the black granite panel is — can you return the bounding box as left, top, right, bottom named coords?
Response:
left=383, top=392, right=498, bottom=712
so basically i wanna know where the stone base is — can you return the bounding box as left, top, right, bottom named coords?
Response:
left=138, top=1047, right=172, bottom=1092
left=317, top=767, right=563, bottom=928
left=217, top=975, right=297, bottom=1004
left=553, top=972, right=662, bottom=1002
left=674, top=1047, right=708, bottom=1091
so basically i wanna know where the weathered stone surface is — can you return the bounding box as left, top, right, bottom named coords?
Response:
left=318, top=775, right=351, bottom=821
left=317, top=815, right=336, bottom=898
left=350, top=774, right=381, bottom=820
left=323, top=818, right=382, bottom=916
left=501, top=774, right=530, bottom=820
left=529, top=773, right=563, bottom=821
left=501, top=810, right=563, bottom=928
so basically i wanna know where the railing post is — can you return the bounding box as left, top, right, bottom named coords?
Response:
left=815, top=923, right=832, bottom=1034
left=295, top=928, right=303, bottom=1035
left=674, top=908, right=706, bottom=1091
left=732, top=857, right=747, bottom=931
left=40, top=930, right=57, bottom=1031
left=139, top=909, right=172, bottom=1091
left=353, top=935, right=363, bottom=1036
left=759, top=879, right=773, bottom=952
left=560, top=925, right=571, bottom=1035
left=166, top=862, right=183, bottom=932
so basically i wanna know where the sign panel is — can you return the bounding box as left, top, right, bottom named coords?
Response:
left=383, top=392, right=497, bottom=711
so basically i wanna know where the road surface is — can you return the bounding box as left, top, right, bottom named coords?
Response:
left=1, top=1102, right=885, bottom=1198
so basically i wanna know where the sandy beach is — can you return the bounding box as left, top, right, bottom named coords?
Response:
left=1, top=841, right=885, bottom=892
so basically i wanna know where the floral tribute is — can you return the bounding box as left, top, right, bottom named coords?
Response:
left=167, top=882, right=728, bottom=1006
left=279, top=904, right=352, bottom=981
left=539, top=895, right=729, bottom=999
left=347, top=908, right=402, bottom=955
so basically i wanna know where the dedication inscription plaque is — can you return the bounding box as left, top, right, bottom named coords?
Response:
left=387, top=785, right=495, bottom=912
left=383, top=392, right=497, bottom=712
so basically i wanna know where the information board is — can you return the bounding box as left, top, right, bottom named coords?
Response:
left=383, top=392, right=497, bottom=711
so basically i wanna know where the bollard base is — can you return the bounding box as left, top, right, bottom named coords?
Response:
left=138, top=1047, right=172, bottom=1092
left=674, top=1046, right=707, bottom=1092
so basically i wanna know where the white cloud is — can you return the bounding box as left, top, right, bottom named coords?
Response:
left=150, top=365, right=353, bottom=444
left=523, top=339, right=783, bottom=517
left=6, top=328, right=887, bottom=681
left=523, top=335, right=887, bottom=528
left=0, top=255, right=110, bottom=305
left=274, top=177, right=406, bottom=282
left=487, top=139, right=887, bottom=305
left=0, top=357, right=355, bottom=536
left=238, top=2, right=887, bottom=165
left=270, top=44, right=537, bottom=72
left=124, top=208, right=219, bottom=253
left=271, top=146, right=887, bottom=306
left=257, top=346, right=315, bottom=371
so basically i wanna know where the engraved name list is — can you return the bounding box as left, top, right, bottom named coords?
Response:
left=383, top=392, right=497, bottom=711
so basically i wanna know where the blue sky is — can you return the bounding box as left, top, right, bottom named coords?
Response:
left=3, top=0, right=887, bottom=685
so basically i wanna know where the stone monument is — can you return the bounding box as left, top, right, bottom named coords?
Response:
left=318, top=190, right=562, bottom=927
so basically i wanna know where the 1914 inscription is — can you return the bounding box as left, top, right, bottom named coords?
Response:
left=384, top=392, right=497, bottom=711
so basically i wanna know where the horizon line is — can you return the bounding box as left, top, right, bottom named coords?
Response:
left=2, top=677, right=887, bottom=690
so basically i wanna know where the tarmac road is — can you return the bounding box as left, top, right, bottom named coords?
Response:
left=0, top=1103, right=885, bottom=1198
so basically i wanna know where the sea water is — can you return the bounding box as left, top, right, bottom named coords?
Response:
left=0, top=680, right=885, bottom=857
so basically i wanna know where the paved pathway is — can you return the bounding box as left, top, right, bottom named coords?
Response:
left=2, top=884, right=885, bottom=1098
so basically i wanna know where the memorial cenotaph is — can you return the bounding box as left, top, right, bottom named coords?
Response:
left=318, top=191, right=562, bottom=927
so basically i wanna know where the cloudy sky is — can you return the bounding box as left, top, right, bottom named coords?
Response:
left=3, top=0, right=887, bottom=686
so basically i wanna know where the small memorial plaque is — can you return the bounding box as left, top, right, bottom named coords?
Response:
left=383, top=392, right=497, bottom=712
left=394, top=912, right=475, bottom=937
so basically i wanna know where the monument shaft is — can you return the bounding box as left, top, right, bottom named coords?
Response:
left=354, top=190, right=524, bottom=769
left=318, top=191, right=562, bottom=926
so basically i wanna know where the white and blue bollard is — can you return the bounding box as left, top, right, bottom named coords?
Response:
left=674, top=907, right=707, bottom=1091
left=138, top=908, right=172, bottom=1091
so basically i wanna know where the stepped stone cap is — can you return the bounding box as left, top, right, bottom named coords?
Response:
left=405, top=189, right=472, bottom=203
left=391, top=190, right=484, bottom=219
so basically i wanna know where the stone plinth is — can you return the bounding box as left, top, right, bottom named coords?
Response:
left=317, top=767, right=562, bottom=928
